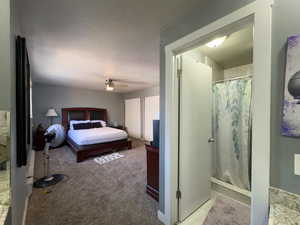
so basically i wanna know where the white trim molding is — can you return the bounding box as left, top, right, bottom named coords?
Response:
left=21, top=196, right=29, bottom=225
left=22, top=149, right=35, bottom=225
left=251, top=0, right=273, bottom=224
left=157, top=210, right=168, bottom=225
left=164, top=1, right=273, bottom=225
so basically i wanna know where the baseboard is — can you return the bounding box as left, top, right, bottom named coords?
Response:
left=22, top=149, right=35, bottom=225
left=157, top=210, right=167, bottom=225
left=211, top=177, right=251, bottom=206
left=21, top=195, right=29, bottom=225
left=210, top=177, right=251, bottom=197
left=26, top=149, right=35, bottom=195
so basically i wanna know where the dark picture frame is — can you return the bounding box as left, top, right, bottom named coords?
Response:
left=16, top=36, right=31, bottom=167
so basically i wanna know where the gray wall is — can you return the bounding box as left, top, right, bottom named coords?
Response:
left=0, top=0, right=11, bottom=110
left=122, top=86, right=159, bottom=139
left=270, top=0, right=300, bottom=195
left=159, top=0, right=254, bottom=213
left=0, top=2, right=12, bottom=225
left=123, top=86, right=159, bottom=100
left=1, top=0, right=29, bottom=225
left=32, top=83, right=125, bottom=128
left=11, top=1, right=30, bottom=224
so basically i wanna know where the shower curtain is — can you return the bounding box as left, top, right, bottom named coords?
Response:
left=212, top=79, right=252, bottom=190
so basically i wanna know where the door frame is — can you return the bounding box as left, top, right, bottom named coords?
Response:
left=164, top=1, right=273, bottom=225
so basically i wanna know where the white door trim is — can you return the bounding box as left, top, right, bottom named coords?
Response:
left=164, top=1, right=273, bottom=225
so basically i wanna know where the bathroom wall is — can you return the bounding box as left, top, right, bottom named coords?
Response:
left=185, top=50, right=224, bottom=81
left=224, top=64, right=253, bottom=80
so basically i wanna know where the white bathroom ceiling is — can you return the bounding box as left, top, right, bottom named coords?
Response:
left=17, top=0, right=209, bottom=92
left=197, top=25, right=253, bottom=69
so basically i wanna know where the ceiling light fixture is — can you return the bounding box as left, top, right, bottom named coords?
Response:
left=105, top=79, right=115, bottom=91
left=206, top=36, right=227, bottom=48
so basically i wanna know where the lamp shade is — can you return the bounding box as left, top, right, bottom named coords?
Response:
left=46, top=108, right=58, bottom=117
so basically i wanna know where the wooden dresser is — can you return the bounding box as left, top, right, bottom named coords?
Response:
left=145, top=144, right=159, bottom=201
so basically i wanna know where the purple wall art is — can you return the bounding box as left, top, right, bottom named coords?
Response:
left=282, top=35, right=300, bottom=137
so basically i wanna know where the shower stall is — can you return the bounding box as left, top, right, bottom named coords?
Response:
left=212, top=76, right=252, bottom=192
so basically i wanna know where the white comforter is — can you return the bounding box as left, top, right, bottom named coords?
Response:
left=68, top=127, right=128, bottom=146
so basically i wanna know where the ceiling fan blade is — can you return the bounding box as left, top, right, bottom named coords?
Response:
left=113, top=79, right=150, bottom=85
left=97, top=74, right=152, bottom=88
left=115, top=83, right=129, bottom=88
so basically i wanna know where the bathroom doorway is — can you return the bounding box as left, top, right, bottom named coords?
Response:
left=178, top=23, right=253, bottom=223
left=164, top=2, right=272, bottom=225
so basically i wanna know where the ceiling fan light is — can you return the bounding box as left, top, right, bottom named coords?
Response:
left=106, top=85, right=114, bottom=91
left=105, top=79, right=115, bottom=91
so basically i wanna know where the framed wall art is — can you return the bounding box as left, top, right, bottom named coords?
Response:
left=282, top=35, right=300, bottom=137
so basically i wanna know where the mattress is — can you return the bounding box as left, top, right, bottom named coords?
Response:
left=68, top=127, right=128, bottom=146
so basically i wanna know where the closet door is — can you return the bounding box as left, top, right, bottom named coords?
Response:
left=179, top=55, right=212, bottom=221
left=144, top=96, right=160, bottom=141
left=125, top=98, right=141, bottom=138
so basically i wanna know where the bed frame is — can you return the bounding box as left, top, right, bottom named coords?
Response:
left=62, top=107, right=132, bottom=162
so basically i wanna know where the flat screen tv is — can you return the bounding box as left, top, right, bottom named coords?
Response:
left=151, top=120, right=159, bottom=148
left=16, top=36, right=30, bottom=167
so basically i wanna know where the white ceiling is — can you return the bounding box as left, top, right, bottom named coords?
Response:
left=197, top=25, right=253, bottom=69
left=18, top=0, right=209, bottom=92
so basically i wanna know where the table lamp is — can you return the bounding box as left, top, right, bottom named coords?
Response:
left=46, top=108, right=58, bottom=126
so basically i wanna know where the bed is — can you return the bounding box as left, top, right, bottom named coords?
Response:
left=62, top=108, right=132, bottom=162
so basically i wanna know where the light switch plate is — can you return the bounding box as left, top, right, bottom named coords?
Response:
left=295, top=154, right=300, bottom=176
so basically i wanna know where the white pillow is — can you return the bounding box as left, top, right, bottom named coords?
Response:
left=90, top=120, right=106, bottom=127
left=70, top=120, right=90, bottom=130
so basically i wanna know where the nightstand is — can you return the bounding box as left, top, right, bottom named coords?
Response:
left=34, top=124, right=46, bottom=151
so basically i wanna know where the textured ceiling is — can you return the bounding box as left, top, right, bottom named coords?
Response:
left=18, top=0, right=209, bottom=92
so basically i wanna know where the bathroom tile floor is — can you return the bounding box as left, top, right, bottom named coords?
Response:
left=179, top=198, right=215, bottom=225
left=179, top=191, right=250, bottom=225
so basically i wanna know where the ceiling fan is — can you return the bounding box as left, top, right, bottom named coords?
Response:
left=104, top=78, right=150, bottom=91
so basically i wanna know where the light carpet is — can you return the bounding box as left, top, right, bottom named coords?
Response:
left=26, top=140, right=162, bottom=225
left=202, top=195, right=250, bottom=225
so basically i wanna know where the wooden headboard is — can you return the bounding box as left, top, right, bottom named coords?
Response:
left=62, top=107, right=108, bottom=131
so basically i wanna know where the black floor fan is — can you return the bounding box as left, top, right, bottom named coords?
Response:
left=34, top=132, right=64, bottom=188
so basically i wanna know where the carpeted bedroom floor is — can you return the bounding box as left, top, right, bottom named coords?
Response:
left=26, top=140, right=162, bottom=225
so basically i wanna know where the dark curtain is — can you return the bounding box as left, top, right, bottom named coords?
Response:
left=16, top=36, right=30, bottom=167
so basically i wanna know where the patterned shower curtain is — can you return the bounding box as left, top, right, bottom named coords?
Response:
left=212, top=79, right=252, bottom=190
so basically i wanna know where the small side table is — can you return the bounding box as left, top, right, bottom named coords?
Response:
left=34, top=124, right=46, bottom=151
